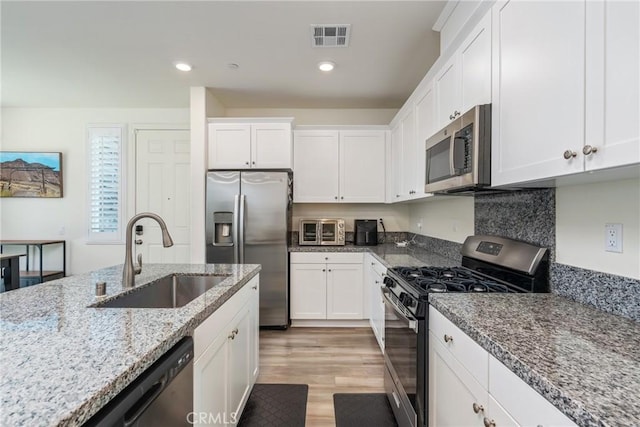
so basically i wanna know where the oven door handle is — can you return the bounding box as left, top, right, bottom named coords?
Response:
left=383, top=292, right=418, bottom=333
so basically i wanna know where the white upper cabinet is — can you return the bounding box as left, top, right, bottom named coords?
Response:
left=492, top=0, right=639, bottom=187
left=208, top=123, right=252, bottom=169
left=293, top=128, right=387, bottom=203
left=401, top=109, right=418, bottom=198
left=390, top=122, right=404, bottom=202
left=435, top=56, right=461, bottom=129
left=293, top=130, right=340, bottom=202
left=339, top=131, right=386, bottom=202
left=491, top=0, right=586, bottom=186
left=414, top=81, right=436, bottom=196
left=435, top=12, right=492, bottom=131
left=208, top=119, right=293, bottom=169
left=459, top=12, right=492, bottom=114
left=584, top=0, right=640, bottom=171
left=390, top=108, right=425, bottom=202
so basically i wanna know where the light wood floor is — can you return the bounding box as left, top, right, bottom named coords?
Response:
left=257, top=327, right=385, bottom=427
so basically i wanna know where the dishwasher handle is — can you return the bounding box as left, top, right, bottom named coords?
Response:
left=123, top=375, right=169, bottom=427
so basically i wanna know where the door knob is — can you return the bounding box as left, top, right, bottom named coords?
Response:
left=583, top=145, right=598, bottom=155
left=135, top=239, right=143, bottom=245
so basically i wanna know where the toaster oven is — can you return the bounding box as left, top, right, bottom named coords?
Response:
left=299, top=219, right=345, bottom=246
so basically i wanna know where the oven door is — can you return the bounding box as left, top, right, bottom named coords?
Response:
left=319, top=220, right=338, bottom=245
left=383, top=291, right=418, bottom=427
left=299, top=220, right=319, bottom=245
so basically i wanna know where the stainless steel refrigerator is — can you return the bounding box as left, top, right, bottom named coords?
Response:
left=206, top=171, right=292, bottom=328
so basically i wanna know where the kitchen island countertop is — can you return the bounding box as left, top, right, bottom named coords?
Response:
left=429, top=293, right=640, bottom=427
left=0, top=263, right=260, bottom=427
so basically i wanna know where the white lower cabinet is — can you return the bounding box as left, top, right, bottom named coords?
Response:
left=429, top=330, right=487, bottom=427
left=429, top=306, right=576, bottom=427
left=193, top=276, right=259, bottom=426
left=366, top=254, right=386, bottom=352
left=290, top=252, right=364, bottom=320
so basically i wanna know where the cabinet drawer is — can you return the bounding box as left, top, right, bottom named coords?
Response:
left=369, top=258, right=387, bottom=278
left=290, top=252, right=364, bottom=264
left=429, top=306, right=488, bottom=388
left=489, top=355, right=577, bottom=427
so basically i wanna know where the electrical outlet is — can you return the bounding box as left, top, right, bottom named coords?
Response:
left=605, top=223, right=623, bottom=253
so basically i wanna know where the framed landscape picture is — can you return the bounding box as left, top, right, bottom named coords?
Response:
left=0, top=152, right=63, bottom=198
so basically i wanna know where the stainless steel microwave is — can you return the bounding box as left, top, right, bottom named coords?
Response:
left=425, top=104, right=491, bottom=194
left=299, top=219, right=345, bottom=246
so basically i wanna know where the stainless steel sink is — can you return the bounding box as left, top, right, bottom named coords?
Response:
left=94, top=274, right=230, bottom=308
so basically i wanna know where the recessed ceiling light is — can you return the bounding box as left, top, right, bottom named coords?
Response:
left=318, top=61, right=335, bottom=72
left=175, top=63, right=192, bottom=72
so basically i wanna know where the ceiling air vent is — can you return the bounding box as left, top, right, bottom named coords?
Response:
left=310, top=24, right=351, bottom=48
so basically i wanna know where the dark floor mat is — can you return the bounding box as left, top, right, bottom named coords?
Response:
left=238, top=383, right=308, bottom=427
left=334, top=393, right=398, bottom=427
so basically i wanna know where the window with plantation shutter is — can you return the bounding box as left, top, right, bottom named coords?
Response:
left=87, top=125, right=125, bottom=243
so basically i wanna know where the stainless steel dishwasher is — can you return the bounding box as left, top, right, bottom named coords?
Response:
left=84, top=337, right=193, bottom=427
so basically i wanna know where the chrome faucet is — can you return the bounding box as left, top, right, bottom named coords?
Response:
left=123, top=212, right=174, bottom=288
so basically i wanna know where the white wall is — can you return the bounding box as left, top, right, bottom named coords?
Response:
left=407, top=196, right=475, bottom=243
left=0, top=107, right=189, bottom=275
left=556, top=179, right=640, bottom=279
left=293, top=203, right=409, bottom=233
left=189, top=87, right=226, bottom=263
left=224, top=108, right=397, bottom=126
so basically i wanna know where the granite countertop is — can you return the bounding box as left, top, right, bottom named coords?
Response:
left=429, top=293, right=640, bottom=427
left=0, top=263, right=261, bottom=427
left=289, top=242, right=459, bottom=269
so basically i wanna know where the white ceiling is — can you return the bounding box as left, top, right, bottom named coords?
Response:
left=1, top=1, right=446, bottom=109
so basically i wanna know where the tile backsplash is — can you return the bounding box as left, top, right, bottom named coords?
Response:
left=474, top=188, right=639, bottom=322
left=475, top=189, right=556, bottom=261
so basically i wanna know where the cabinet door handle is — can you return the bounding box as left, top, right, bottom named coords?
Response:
left=472, top=403, right=484, bottom=414
left=322, top=269, right=326, bottom=272
left=328, top=269, right=332, bottom=272
left=582, top=145, right=598, bottom=155
left=444, top=334, right=453, bottom=343
left=252, top=285, right=258, bottom=290
left=563, top=150, right=577, bottom=160
left=228, top=332, right=235, bottom=340
left=335, top=196, right=338, bottom=200
left=454, top=110, right=461, bottom=117
left=233, top=328, right=239, bottom=335
left=483, top=418, right=496, bottom=427
left=252, top=161, right=256, bottom=165
left=449, top=114, right=455, bottom=120
left=245, top=161, right=250, bottom=165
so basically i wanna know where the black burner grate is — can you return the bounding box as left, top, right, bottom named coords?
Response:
left=390, top=266, right=516, bottom=294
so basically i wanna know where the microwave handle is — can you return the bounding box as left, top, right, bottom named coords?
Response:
left=452, top=136, right=468, bottom=174
left=449, top=137, right=456, bottom=175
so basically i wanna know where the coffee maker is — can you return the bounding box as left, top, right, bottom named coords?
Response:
left=354, top=219, right=378, bottom=246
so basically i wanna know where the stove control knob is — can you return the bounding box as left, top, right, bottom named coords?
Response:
left=406, top=298, right=416, bottom=308
left=399, top=292, right=407, bottom=303
left=383, top=277, right=396, bottom=288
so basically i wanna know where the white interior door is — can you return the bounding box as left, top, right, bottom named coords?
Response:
left=135, top=129, right=190, bottom=263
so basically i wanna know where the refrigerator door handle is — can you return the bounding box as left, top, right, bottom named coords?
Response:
left=233, top=194, right=240, bottom=263
left=239, top=194, right=246, bottom=264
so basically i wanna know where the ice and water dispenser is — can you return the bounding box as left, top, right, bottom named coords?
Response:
left=213, top=212, right=234, bottom=246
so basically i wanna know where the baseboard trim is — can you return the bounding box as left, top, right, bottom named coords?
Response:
left=290, top=319, right=370, bottom=328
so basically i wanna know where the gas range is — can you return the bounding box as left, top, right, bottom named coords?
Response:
left=383, top=235, right=549, bottom=427
left=383, top=236, right=550, bottom=320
